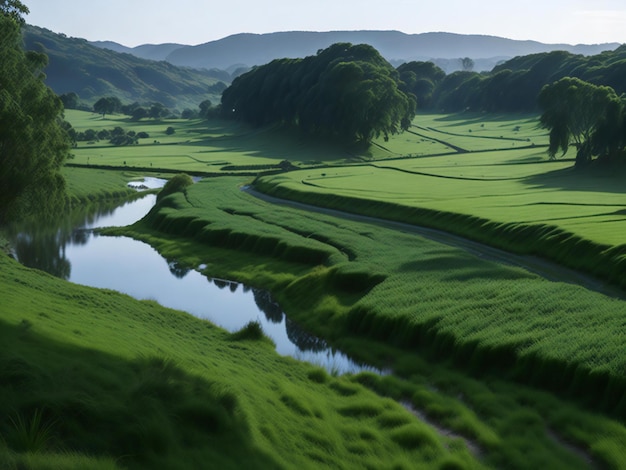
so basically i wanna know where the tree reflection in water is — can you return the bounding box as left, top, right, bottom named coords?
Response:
left=252, top=287, right=330, bottom=353
left=167, top=259, right=191, bottom=279
left=5, top=199, right=136, bottom=280
left=252, top=288, right=283, bottom=323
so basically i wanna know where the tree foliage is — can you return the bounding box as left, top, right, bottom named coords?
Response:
left=0, top=0, right=28, bottom=24
left=0, top=9, right=70, bottom=221
left=397, top=61, right=445, bottom=109
left=221, top=43, right=416, bottom=144
left=426, top=47, right=626, bottom=114
left=93, top=96, right=121, bottom=117
left=539, top=77, right=623, bottom=166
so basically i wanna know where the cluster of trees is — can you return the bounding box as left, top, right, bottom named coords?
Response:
left=397, top=61, right=445, bottom=109
left=92, top=97, right=173, bottom=120
left=423, top=46, right=626, bottom=113
left=221, top=43, right=416, bottom=143
left=0, top=1, right=70, bottom=222
left=90, top=95, right=217, bottom=121
left=539, top=77, right=626, bottom=167
left=69, top=127, right=150, bottom=146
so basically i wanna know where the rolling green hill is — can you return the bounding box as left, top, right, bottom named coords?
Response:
left=22, top=25, right=229, bottom=110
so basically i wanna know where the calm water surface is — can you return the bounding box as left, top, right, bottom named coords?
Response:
left=9, top=186, right=380, bottom=375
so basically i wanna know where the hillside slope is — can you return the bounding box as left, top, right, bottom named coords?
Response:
left=23, top=26, right=228, bottom=109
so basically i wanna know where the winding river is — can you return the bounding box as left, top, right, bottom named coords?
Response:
left=7, top=180, right=381, bottom=375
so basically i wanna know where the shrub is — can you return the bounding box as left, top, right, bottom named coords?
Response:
left=157, top=174, right=194, bottom=202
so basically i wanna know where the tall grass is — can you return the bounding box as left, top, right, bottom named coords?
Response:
left=1, top=251, right=486, bottom=469
left=120, top=177, right=626, bottom=420
left=6, top=409, right=56, bottom=453
left=254, top=174, right=626, bottom=289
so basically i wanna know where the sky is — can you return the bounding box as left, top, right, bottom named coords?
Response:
left=24, top=0, right=626, bottom=47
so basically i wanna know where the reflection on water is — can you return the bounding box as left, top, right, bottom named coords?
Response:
left=6, top=196, right=157, bottom=280
left=6, top=192, right=383, bottom=375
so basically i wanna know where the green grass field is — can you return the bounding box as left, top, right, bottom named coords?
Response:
left=5, top=110, right=626, bottom=468
left=65, top=110, right=358, bottom=172
left=0, top=251, right=489, bottom=469
left=110, top=176, right=626, bottom=468
left=64, top=110, right=552, bottom=171
left=259, top=157, right=625, bottom=246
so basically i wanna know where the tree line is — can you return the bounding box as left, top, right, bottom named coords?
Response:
left=221, top=43, right=416, bottom=144
left=427, top=47, right=626, bottom=114
left=220, top=42, right=626, bottom=166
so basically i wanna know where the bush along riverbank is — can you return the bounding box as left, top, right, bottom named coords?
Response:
left=107, top=175, right=626, bottom=468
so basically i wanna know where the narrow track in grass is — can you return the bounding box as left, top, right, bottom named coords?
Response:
left=244, top=186, right=626, bottom=301
left=406, top=128, right=469, bottom=153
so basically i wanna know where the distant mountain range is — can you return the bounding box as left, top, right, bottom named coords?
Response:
left=91, top=30, right=621, bottom=73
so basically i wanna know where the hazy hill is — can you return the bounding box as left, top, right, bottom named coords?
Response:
left=23, top=26, right=227, bottom=109
left=154, top=30, right=619, bottom=72
left=92, top=40, right=185, bottom=62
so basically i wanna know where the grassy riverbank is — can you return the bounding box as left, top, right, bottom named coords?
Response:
left=1, top=251, right=489, bottom=469
left=112, top=176, right=626, bottom=468
left=5, top=109, right=625, bottom=468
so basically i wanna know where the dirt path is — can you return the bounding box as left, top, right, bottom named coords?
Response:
left=243, top=186, right=626, bottom=301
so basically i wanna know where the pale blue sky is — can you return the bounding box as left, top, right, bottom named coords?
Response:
left=25, top=0, right=626, bottom=47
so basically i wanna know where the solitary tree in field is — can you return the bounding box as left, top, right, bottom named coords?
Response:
left=93, top=96, right=121, bottom=118
left=538, top=77, right=621, bottom=166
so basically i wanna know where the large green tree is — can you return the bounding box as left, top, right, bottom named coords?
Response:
left=93, top=96, right=122, bottom=117
left=221, top=43, right=415, bottom=144
left=538, top=77, right=621, bottom=166
left=0, top=1, right=70, bottom=221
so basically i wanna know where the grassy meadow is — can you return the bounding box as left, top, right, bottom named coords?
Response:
left=112, top=175, right=626, bottom=468
left=3, top=110, right=626, bottom=468
left=65, top=110, right=551, bottom=171
left=0, top=247, right=487, bottom=469
left=65, top=110, right=356, bottom=172
left=254, top=114, right=626, bottom=286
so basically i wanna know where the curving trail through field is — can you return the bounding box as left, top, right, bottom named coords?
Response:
left=244, top=186, right=626, bottom=301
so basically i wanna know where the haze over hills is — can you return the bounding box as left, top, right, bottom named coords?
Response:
left=91, top=41, right=185, bottom=62
left=92, top=30, right=621, bottom=73
left=23, top=26, right=229, bottom=109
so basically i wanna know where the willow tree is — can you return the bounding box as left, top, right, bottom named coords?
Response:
left=0, top=1, right=70, bottom=221
left=538, top=77, right=621, bottom=167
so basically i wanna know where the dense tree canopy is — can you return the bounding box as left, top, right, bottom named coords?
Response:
left=397, top=61, right=445, bottom=109
left=0, top=4, right=70, bottom=221
left=221, top=43, right=416, bottom=144
left=424, top=47, right=626, bottom=114
left=93, top=96, right=122, bottom=117
left=539, top=77, right=623, bottom=166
